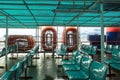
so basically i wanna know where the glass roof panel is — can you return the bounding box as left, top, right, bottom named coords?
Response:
left=29, top=5, right=56, bottom=10
left=0, top=5, right=26, bottom=9
left=19, top=19, right=35, bottom=22
left=15, top=16, right=34, bottom=19
left=31, top=11, right=54, bottom=16
left=82, top=13, right=99, bottom=16
left=56, top=13, right=78, bottom=16
left=55, top=17, right=73, bottom=21
left=36, top=18, right=53, bottom=21
left=4, top=10, right=30, bottom=15
left=79, top=17, right=92, bottom=21
left=61, top=1, right=93, bottom=5
left=0, top=1, right=22, bottom=3
left=26, top=1, right=58, bottom=4
left=0, top=0, right=119, bottom=28
left=110, top=18, right=120, bottom=21
left=0, top=16, right=6, bottom=19
left=104, top=12, right=120, bottom=16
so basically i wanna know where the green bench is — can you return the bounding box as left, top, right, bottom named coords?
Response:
left=104, top=48, right=120, bottom=79
left=0, top=51, right=32, bottom=80
left=63, top=53, right=83, bottom=71
left=61, top=50, right=80, bottom=65
left=56, top=44, right=67, bottom=59
left=65, top=55, right=93, bottom=80
left=66, top=60, right=107, bottom=80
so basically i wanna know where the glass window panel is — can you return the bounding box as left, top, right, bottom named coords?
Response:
left=68, top=34, right=74, bottom=46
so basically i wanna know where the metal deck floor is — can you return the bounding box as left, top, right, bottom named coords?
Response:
left=0, top=53, right=120, bottom=80
left=0, top=53, right=65, bottom=80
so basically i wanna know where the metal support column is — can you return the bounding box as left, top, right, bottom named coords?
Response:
left=36, top=27, right=38, bottom=45
left=38, top=27, right=40, bottom=45
left=5, top=16, right=8, bottom=71
left=33, top=27, right=39, bottom=59
left=53, top=26, right=58, bottom=58
left=57, top=26, right=58, bottom=49
left=64, top=26, right=66, bottom=45
left=39, top=27, right=42, bottom=51
left=37, top=27, right=39, bottom=45
left=100, top=0, right=104, bottom=63
left=77, top=18, right=79, bottom=50
left=16, top=41, right=18, bottom=59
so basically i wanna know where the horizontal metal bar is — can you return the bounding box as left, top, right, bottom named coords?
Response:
left=0, top=8, right=54, bottom=10
left=103, top=0, right=120, bottom=3
left=52, top=9, right=100, bottom=13
left=1, top=0, right=119, bottom=2
left=0, top=14, right=119, bottom=18
left=0, top=3, right=85, bottom=6
left=0, top=0, right=95, bottom=2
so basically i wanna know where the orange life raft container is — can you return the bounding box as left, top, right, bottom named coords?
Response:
left=41, top=27, right=57, bottom=51
left=8, top=35, right=35, bottom=51
left=106, top=27, right=120, bottom=45
left=63, top=27, right=77, bottom=52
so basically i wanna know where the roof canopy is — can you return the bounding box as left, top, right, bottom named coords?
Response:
left=0, top=0, right=120, bottom=28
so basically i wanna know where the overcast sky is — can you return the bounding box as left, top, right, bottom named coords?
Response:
left=0, top=27, right=106, bottom=41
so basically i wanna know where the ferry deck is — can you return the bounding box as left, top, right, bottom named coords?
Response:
left=0, top=0, right=120, bottom=80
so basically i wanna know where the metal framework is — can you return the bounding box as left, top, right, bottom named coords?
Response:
left=0, top=0, right=119, bottom=28
left=0, top=0, right=119, bottom=66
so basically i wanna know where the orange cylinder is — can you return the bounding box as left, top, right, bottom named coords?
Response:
left=106, top=27, right=120, bottom=45
left=41, top=27, right=57, bottom=51
left=106, top=27, right=120, bottom=32
left=8, top=35, right=35, bottom=51
left=63, top=27, right=77, bottom=52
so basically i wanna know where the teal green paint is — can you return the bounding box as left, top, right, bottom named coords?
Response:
left=77, top=18, right=79, bottom=49
left=5, top=16, right=8, bottom=71
left=0, top=1, right=120, bottom=28
left=36, top=27, right=37, bottom=45
left=100, top=1, right=104, bottom=63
